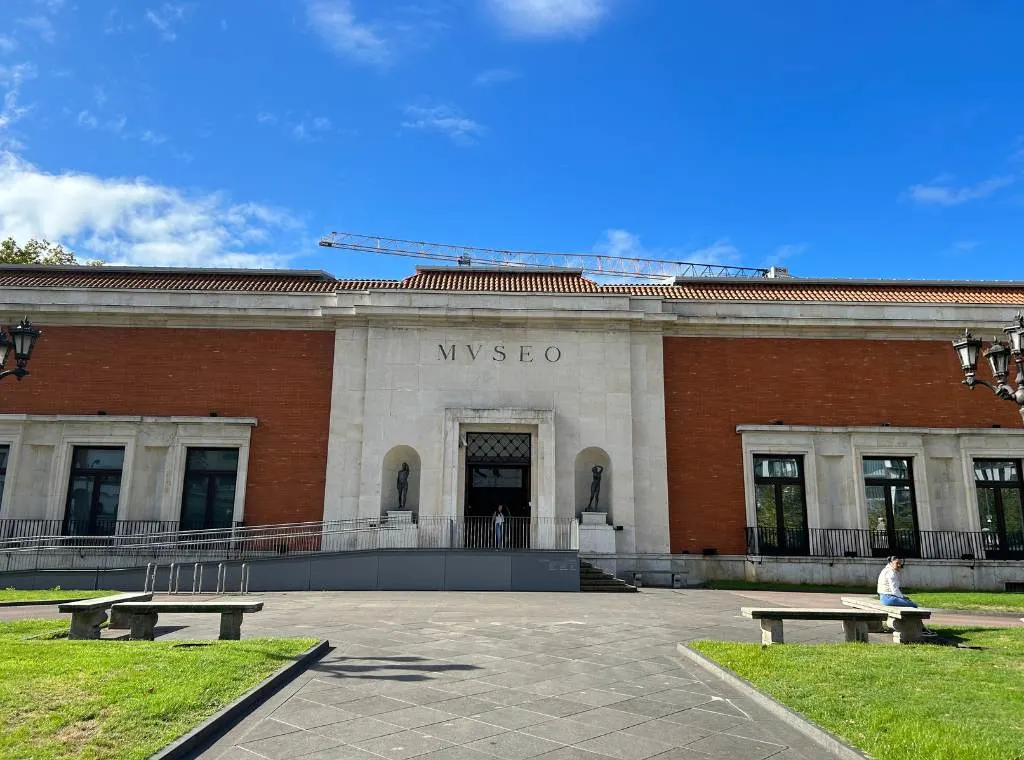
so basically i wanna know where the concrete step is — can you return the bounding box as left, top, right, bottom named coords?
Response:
left=579, top=561, right=639, bottom=593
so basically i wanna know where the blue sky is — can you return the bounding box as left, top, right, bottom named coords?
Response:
left=1, top=1, right=1024, bottom=281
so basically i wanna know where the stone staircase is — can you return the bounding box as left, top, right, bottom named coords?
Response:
left=579, top=560, right=638, bottom=593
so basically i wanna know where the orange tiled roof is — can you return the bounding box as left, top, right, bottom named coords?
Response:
left=604, top=282, right=1024, bottom=304
left=3, top=265, right=1024, bottom=305
left=0, top=267, right=344, bottom=293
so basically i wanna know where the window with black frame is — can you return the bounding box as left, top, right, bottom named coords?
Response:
left=974, top=459, right=1024, bottom=559
left=752, top=455, right=809, bottom=555
left=863, top=457, right=920, bottom=558
left=180, top=448, right=239, bottom=532
left=63, top=447, right=125, bottom=536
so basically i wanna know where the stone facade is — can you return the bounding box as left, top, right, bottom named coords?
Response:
left=0, top=265, right=1022, bottom=583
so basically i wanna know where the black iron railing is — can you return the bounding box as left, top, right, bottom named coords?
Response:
left=747, top=526, right=1024, bottom=561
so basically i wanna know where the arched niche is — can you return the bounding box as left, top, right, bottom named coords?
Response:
left=575, top=447, right=611, bottom=519
left=381, top=445, right=421, bottom=515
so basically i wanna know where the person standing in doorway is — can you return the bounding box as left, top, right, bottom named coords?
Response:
left=493, top=504, right=506, bottom=549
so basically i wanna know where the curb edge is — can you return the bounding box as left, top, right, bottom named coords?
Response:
left=675, top=642, right=871, bottom=760
left=151, top=638, right=331, bottom=760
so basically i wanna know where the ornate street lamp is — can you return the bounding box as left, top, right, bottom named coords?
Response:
left=952, top=313, right=1024, bottom=423
left=0, top=317, right=42, bottom=382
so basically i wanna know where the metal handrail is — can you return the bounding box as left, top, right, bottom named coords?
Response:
left=0, top=515, right=580, bottom=572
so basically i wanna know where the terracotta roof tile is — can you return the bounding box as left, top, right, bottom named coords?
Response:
left=2, top=265, right=1024, bottom=305
left=395, top=270, right=600, bottom=293
left=0, top=268, right=342, bottom=293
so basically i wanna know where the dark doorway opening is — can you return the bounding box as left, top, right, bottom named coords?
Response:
left=464, top=432, right=531, bottom=548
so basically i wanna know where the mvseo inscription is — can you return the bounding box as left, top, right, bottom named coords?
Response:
left=438, top=344, right=562, bottom=364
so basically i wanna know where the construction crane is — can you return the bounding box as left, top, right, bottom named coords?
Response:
left=318, top=232, right=774, bottom=281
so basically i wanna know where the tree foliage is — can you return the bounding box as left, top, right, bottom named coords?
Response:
left=0, top=237, right=103, bottom=266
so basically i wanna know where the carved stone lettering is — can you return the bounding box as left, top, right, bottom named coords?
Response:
left=436, top=342, right=561, bottom=363
left=467, top=344, right=483, bottom=360
left=520, top=346, right=533, bottom=363
left=544, top=346, right=562, bottom=363
left=493, top=345, right=506, bottom=362
left=438, top=344, right=456, bottom=361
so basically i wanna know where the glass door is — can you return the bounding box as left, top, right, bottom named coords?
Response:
left=752, top=455, right=809, bottom=555
left=863, top=458, right=920, bottom=558
left=63, top=447, right=125, bottom=536
left=974, top=460, right=1024, bottom=560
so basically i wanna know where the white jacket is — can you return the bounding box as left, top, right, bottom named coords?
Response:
left=877, top=566, right=903, bottom=597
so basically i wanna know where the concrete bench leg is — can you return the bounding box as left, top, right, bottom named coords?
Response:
left=891, top=617, right=923, bottom=644
left=759, top=618, right=784, bottom=645
left=109, top=607, right=132, bottom=629
left=842, top=620, right=870, bottom=643
left=69, top=609, right=107, bottom=640
left=129, top=612, right=159, bottom=641
left=219, top=611, right=243, bottom=640
left=865, top=620, right=885, bottom=634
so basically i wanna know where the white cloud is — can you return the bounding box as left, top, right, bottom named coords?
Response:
left=474, top=68, right=519, bottom=86
left=139, top=129, right=168, bottom=144
left=17, top=16, right=56, bottom=43
left=312, top=116, right=332, bottom=131
left=0, top=36, right=17, bottom=55
left=486, top=0, right=608, bottom=38
left=76, top=110, right=127, bottom=134
left=905, top=175, right=1013, bottom=206
left=591, top=229, right=742, bottom=280
left=292, top=122, right=308, bottom=141
left=306, top=0, right=390, bottom=66
left=402, top=104, right=482, bottom=145
left=34, top=0, right=66, bottom=12
left=76, top=110, right=98, bottom=128
left=256, top=111, right=277, bottom=125
left=0, top=152, right=302, bottom=268
left=94, top=85, right=107, bottom=107
left=950, top=240, right=980, bottom=253
left=0, top=63, right=37, bottom=148
left=145, top=4, right=188, bottom=42
left=765, top=243, right=807, bottom=267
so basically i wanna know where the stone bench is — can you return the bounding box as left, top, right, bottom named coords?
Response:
left=111, top=600, right=264, bottom=641
left=741, top=607, right=888, bottom=645
left=58, top=592, right=154, bottom=640
left=841, top=596, right=932, bottom=644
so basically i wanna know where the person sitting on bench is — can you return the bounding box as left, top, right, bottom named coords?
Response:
left=877, top=556, right=935, bottom=636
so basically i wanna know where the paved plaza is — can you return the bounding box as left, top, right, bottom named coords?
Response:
left=3, top=588, right=1021, bottom=759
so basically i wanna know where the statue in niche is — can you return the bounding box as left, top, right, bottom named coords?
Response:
left=585, top=465, right=605, bottom=511
left=396, top=462, right=410, bottom=510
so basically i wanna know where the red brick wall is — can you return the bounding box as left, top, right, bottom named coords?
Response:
left=0, top=326, right=335, bottom=526
left=663, top=336, right=1022, bottom=554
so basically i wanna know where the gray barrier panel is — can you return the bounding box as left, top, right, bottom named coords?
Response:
left=247, top=556, right=311, bottom=592
left=444, top=553, right=512, bottom=590
left=378, top=552, right=445, bottom=590
left=511, top=552, right=580, bottom=592
left=307, top=553, right=378, bottom=590
left=0, top=550, right=581, bottom=592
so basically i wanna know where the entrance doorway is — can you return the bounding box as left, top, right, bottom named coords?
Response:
left=464, top=432, right=531, bottom=548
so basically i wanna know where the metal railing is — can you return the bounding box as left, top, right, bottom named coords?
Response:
left=747, top=526, right=1024, bottom=561
left=0, top=515, right=580, bottom=571
left=0, top=518, right=189, bottom=542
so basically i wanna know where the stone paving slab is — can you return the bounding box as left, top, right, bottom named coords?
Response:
left=2, top=588, right=1020, bottom=759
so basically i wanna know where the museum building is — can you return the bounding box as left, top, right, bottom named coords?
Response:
left=0, top=262, right=1022, bottom=589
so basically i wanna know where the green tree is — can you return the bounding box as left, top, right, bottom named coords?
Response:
left=0, top=237, right=103, bottom=266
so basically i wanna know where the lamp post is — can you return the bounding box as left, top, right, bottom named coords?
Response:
left=0, top=317, right=42, bottom=382
left=952, top=312, right=1024, bottom=423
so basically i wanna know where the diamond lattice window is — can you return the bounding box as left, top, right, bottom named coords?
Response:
left=465, top=433, right=531, bottom=465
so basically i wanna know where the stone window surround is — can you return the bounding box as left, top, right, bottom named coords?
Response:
left=0, top=415, right=256, bottom=527
left=738, top=425, right=1024, bottom=534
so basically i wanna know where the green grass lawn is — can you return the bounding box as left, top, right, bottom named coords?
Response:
left=707, top=581, right=1024, bottom=613
left=0, top=588, right=118, bottom=604
left=0, top=618, right=317, bottom=760
left=692, top=627, right=1024, bottom=760
left=911, top=592, right=1024, bottom=613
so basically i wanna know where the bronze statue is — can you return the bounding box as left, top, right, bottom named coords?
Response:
left=585, top=465, right=604, bottom=511
left=397, top=462, right=410, bottom=510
